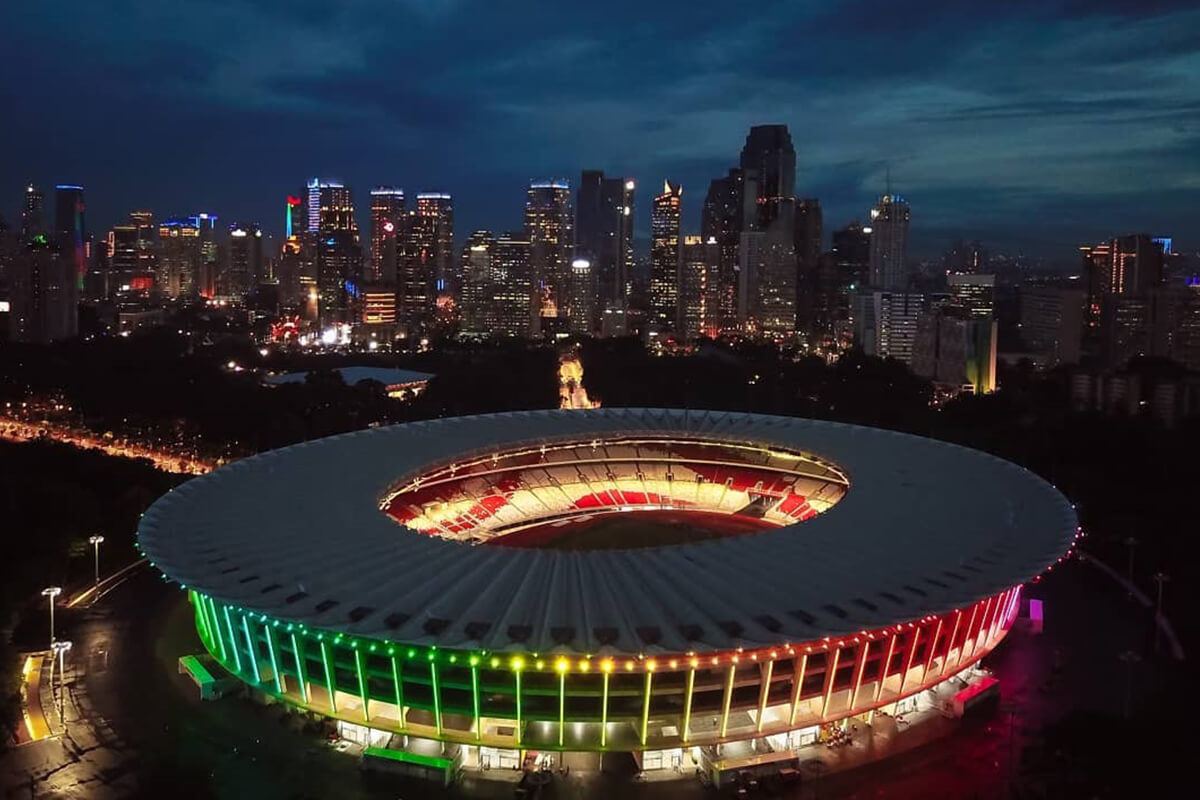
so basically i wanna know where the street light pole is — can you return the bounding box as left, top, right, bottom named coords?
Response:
left=88, top=535, right=105, bottom=585
left=41, top=586, right=62, bottom=646
left=50, top=640, right=72, bottom=725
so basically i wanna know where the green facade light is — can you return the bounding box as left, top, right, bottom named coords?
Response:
left=241, top=615, right=261, bottom=684
left=390, top=655, right=405, bottom=731
left=265, top=624, right=284, bottom=694
left=558, top=673, right=566, bottom=746
left=430, top=661, right=442, bottom=736
left=514, top=671, right=522, bottom=745
left=291, top=632, right=309, bottom=703
left=222, top=605, right=242, bottom=672
left=471, top=665, right=481, bottom=741
left=207, top=596, right=227, bottom=661
left=354, top=649, right=370, bottom=722
left=320, top=640, right=337, bottom=713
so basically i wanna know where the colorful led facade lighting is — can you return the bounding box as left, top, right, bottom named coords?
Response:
left=139, top=410, right=1075, bottom=754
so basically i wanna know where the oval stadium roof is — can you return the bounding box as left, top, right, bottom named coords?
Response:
left=138, top=409, right=1076, bottom=656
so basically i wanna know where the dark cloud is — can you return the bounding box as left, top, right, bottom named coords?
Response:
left=2, top=0, right=1197, bottom=259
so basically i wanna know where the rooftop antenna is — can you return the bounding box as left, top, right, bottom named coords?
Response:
left=885, top=164, right=892, bottom=196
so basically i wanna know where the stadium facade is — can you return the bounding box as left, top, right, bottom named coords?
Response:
left=139, top=409, right=1077, bottom=767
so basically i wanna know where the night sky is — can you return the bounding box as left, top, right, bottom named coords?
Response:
left=3, top=0, right=1197, bottom=261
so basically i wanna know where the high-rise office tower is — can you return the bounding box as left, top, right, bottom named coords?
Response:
left=395, top=193, right=453, bottom=332
left=1019, top=286, right=1085, bottom=366
left=397, top=210, right=432, bottom=332
left=739, top=228, right=797, bottom=338
left=491, top=232, right=534, bottom=337
left=369, top=187, right=405, bottom=282
left=855, top=291, right=939, bottom=364
left=912, top=307, right=998, bottom=394
left=459, top=231, right=496, bottom=337
left=225, top=223, right=264, bottom=297
left=565, top=258, right=595, bottom=334
left=739, top=124, right=796, bottom=230
left=415, top=193, right=453, bottom=295
left=8, top=236, right=77, bottom=343
left=54, top=185, right=87, bottom=290
left=313, top=183, right=356, bottom=235
left=575, top=171, right=635, bottom=331
left=22, top=184, right=44, bottom=241
left=1082, top=233, right=1165, bottom=362
left=649, top=181, right=683, bottom=332
left=831, top=222, right=872, bottom=344
left=947, top=273, right=995, bottom=319
left=680, top=235, right=720, bottom=339
left=1085, top=233, right=1164, bottom=297
left=129, top=211, right=158, bottom=292
left=525, top=181, right=573, bottom=326
left=106, top=212, right=157, bottom=297
left=832, top=222, right=871, bottom=289
left=868, top=194, right=911, bottom=290
left=794, top=198, right=823, bottom=336
left=195, top=213, right=219, bottom=298
left=701, top=168, right=754, bottom=335
left=305, top=181, right=360, bottom=320
left=307, top=179, right=356, bottom=234
left=285, top=195, right=304, bottom=239
left=158, top=218, right=201, bottom=299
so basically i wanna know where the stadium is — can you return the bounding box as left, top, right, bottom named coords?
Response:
left=138, top=409, right=1077, bottom=776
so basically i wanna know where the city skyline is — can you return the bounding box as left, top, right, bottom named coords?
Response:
left=3, top=1, right=1197, bottom=261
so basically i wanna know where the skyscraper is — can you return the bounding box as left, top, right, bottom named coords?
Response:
left=158, top=218, right=201, bottom=299
left=395, top=193, right=453, bottom=333
left=54, top=185, right=87, bottom=290
left=129, top=211, right=158, bottom=293
left=21, top=184, right=44, bottom=241
left=306, top=181, right=360, bottom=321
left=739, top=125, right=796, bottom=231
left=868, top=194, right=911, bottom=290
left=565, top=258, right=595, bottom=334
left=794, top=198, right=823, bottom=336
left=680, top=235, right=720, bottom=339
left=307, top=179, right=356, bottom=234
left=491, top=232, right=534, bottom=337
left=1083, top=234, right=1165, bottom=363
left=369, top=187, right=405, bottom=282
left=701, top=168, right=753, bottom=335
left=195, top=213, right=219, bottom=298
left=855, top=290, right=936, bottom=364
left=226, top=223, right=263, bottom=297
left=415, top=193, right=453, bottom=296
left=575, top=171, right=635, bottom=331
left=739, top=228, right=796, bottom=338
left=8, top=236, right=77, bottom=343
left=649, top=181, right=683, bottom=332
left=285, top=196, right=304, bottom=239
left=912, top=307, right=998, bottom=394
left=459, top=231, right=496, bottom=337
left=524, top=180, right=573, bottom=327
left=107, top=216, right=156, bottom=297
